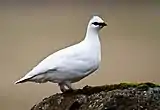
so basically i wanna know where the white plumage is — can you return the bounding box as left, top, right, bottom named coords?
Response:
left=15, top=16, right=107, bottom=92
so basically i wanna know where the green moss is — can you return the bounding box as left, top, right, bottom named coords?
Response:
left=64, top=82, right=160, bottom=95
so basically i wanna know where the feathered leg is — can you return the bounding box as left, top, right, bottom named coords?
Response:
left=64, top=81, right=75, bottom=90
left=58, top=82, right=74, bottom=92
left=58, top=83, right=67, bottom=92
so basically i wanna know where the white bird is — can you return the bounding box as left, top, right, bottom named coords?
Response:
left=15, top=16, right=107, bottom=92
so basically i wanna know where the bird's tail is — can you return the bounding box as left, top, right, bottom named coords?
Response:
left=14, top=75, right=32, bottom=84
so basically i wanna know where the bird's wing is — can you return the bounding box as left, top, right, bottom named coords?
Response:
left=15, top=41, right=98, bottom=84
left=16, top=43, right=82, bottom=81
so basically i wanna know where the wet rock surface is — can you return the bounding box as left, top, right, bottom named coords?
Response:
left=31, top=83, right=160, bottom=110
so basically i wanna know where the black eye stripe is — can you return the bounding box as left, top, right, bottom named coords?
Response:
left=92, top=22, right=107, bottom=26
left=92, top=22, right=100, bottom=25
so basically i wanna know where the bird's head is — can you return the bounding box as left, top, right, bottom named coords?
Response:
left=88, top=16, right=107, bottom=31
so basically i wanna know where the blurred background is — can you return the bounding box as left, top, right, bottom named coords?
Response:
left=0, top=0, right=159, bottom=110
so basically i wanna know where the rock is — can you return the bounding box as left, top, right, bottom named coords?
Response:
left=31, top=82, right=160, bottom=110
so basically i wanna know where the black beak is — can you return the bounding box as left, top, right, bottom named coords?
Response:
left=101, top=22, right=107, bottom=27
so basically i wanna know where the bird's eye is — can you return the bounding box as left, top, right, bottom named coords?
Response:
left=92, top=22, right=99, bottom=26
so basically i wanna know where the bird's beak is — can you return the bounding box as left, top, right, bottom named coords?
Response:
left=99, top=22, right=107, bottom=28
left=102, top=22, right=107, bottom=26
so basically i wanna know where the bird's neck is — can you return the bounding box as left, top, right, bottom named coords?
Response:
left=84, top=27, right=99, bottom=42
left=83, top=26, right=101, bottom=55
left=83, top=26, right=101, bottom=62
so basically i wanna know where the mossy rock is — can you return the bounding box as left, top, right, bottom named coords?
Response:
left=31, top=82, right=160, bottom=110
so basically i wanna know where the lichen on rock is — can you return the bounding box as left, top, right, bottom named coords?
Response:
left=31, top=82, right=160, bottom=110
